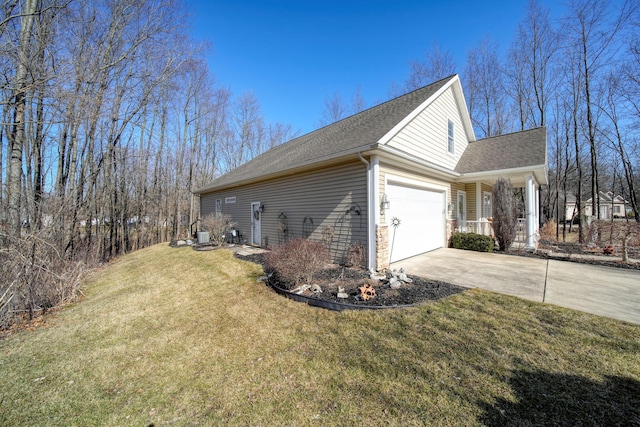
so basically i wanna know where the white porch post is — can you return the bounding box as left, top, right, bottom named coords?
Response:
left=367, top=155, right=380, bottom=270
left=475, top=181, right=482, bottom=220
left=535, top=184, right=540, bottom=231
left=525, top=174, right=537, bottom=251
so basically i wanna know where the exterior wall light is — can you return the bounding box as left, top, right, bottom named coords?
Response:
left=381, top=194, right=390, bottom=211
left=259, top=204, right=264, bottom=213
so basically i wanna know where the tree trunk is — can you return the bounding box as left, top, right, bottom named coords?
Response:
left=6, top=0, right=38, bottom=241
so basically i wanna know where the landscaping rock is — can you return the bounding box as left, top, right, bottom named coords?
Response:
left=291, top=284, right=311, bottom=294
left=394, top=268, right=413, bottom=283
left=310, top=284, right=323, bottom=293
left=369, top=269, right=387, bottom=281
left=389, top=277, right=401, bottom=289
left=388, top=268, right=413, bottom=289
left=337, top=287, right=349, bottom=299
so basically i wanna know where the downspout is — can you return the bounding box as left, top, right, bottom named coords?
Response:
left=359, top=152, right=378, bottom=271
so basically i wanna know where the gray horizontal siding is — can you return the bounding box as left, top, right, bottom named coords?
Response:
left=200, top=161, right=368, bottom=264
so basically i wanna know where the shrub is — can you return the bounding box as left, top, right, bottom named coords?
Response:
left=264, top=238, right=329, bottom=287
left=540, top=219, right=558, bottom=243
left=1, top=231, right=91, bottom=329
left=345, top=242, right=366, bottom=268
left=492, top=178, right=518, bottom=251
left=451, top=232, right=494, bottom=252
left=200, top=214, right=235, bottom=246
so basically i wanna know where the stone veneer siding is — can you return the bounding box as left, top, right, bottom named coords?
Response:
left=447, top=219, right=457, bottom=247
left=376, top=224, right=390, bottom=271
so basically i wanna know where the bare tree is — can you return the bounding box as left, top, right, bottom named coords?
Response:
left=464, top=36, right=511, bottom=138
left=351, top=85, right=367, bottom=114
left=4, top=0, right=37, bottom=241
left=267, top=122, right=298, bottom=150
left=492, top=178, right=519, bottom=251
left=405, top=42, right=457, bottom=91
left=563, top=0, right=634, bottom=220
left=598, top=73, right=639, bottom=221
left=316, top=92, right=349, bottom=127
left=506, top=0, right=559, bottom=129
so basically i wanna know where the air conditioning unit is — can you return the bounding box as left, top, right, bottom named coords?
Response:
left=197, top=231, right=210, bottom=244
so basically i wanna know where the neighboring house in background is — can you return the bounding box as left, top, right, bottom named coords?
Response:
left=565, top=191, right=629, bottom=222
left=194, top=75, right=548, bottom=271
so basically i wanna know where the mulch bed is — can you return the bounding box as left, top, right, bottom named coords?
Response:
left=236, top=241, right=640, bottom=310
left=236, top=253, right=467, bottom=309
left=509, top=242, right=640, bottom=270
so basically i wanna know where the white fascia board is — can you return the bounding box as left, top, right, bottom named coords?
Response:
left=377, top=76, right=458, bottom=146
left=376, top=75, right=476, bottom=146
left=375, top=145, right=460, bottom=180
left=451, top=77, right=476, bottom=143
left=456, top=164, right=548, bottom=185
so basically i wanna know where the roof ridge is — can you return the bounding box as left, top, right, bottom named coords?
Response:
left=232, top=74, right=457, bottom=159
left=296, top=74, right=458, bottom=136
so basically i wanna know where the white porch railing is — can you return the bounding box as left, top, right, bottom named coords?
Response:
left=515, top=218, right=526, bottom=247
left=456, top=219, right=494, bottom=236
left=455, top=218, right=528, bottom=249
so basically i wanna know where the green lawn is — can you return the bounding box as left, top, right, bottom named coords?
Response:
left=1, top=244, right=638, bottom=426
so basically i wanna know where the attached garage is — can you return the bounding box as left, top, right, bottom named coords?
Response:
left=385, top=182, right=446, bottom=263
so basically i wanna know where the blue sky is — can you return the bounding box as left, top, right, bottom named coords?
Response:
left=187, top=1, right=564, bottom=135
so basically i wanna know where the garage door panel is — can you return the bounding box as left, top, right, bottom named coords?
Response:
left=386, top=183, right=445, bottom=263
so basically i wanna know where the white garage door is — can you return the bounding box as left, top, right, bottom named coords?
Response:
left=386, top=183, right=445, bottom=263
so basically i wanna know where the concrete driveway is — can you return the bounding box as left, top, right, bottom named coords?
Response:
left=391, top=248, right=640, bottom=325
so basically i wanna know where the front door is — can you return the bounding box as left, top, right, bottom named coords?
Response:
left=251, top=202, right=262, bottom=246
left=483, top=191, right=493, bottom=219
left=457, top=191, right=467, bottom=231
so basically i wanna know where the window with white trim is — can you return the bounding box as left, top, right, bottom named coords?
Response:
left=447, top=119, right=455, bottom=154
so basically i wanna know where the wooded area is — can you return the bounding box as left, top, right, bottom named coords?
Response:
left=1, top=0, right=639, bottom=324
left=0, top=0, right=295, bottom=324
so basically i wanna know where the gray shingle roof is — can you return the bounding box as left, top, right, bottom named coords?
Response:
left=454, top=127, right=547, bottom=174
left=195, top=75, right=456, bottom=193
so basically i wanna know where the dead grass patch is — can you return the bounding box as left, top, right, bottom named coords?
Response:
left=0, top=244, right=638, bottom=426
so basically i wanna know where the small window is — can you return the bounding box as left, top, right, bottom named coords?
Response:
left=447, top=120, right=455, bottom=154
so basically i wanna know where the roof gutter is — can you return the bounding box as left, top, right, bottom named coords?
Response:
left=455, top=164, right=548, bottom=185
left=194, top=145, right=380, bottom=194
left=194, top=143, right=461, bottom=194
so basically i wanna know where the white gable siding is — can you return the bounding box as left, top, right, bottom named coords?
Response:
left=385, top=87, right=469, bottom=170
